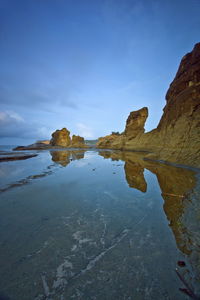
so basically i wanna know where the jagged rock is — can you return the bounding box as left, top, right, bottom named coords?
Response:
left=50, top=128, right=71, bottom=147
left=97, top=43, right=200, bottom=168
left=124, top=107, right=148, bottom=139
left=159, top=42, right=200, bottom=129
left=71, top=135, right=87, bottom=148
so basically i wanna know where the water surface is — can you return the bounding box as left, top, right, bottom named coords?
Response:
left=0, top=149, right=199, bottom=300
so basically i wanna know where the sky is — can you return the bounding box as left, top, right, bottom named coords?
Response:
left=0, top=0, right=200, bottom=145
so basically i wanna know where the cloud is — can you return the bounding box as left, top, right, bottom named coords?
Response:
left=0, top=111, right=24, bottom=125
left=0, top=110, right=52, bottom=141
left=76, top=123, right=94, bottom=139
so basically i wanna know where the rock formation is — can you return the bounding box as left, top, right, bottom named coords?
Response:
left=36, top=140, right=50, bottom=145
left=50, top=128, right=88, bottom=148
left=97, top=43, right=200, bottom=168
left=71, top=135, right=87, bottom=148
left=51, top=128, right=71, bottom=147
left=124, top=107, right=148, bottom=139
left=97, top=133, right=122, bottom=148
left=14, top=128, right=88, bottom=150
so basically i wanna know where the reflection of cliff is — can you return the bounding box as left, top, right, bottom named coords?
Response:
left=147, top=162, right=199, bottom=291
left=124, top=161, right=147, bottom=193
left=99, top=150, right=197, bottom=255
left=99, top=151, right=147, bottom=193
left=50, top=150, right=85, bottom=167
left=51, top=151, right=71, bottom=167
left=146, top=163, right=196, bottom=255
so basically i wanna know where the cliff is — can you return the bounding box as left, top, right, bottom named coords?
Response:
left=96, top=43, right=200, bottom=168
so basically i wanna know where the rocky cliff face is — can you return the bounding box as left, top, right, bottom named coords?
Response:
left=97, top=43, right=200, bottom=168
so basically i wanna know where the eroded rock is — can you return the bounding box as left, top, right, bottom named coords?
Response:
left=50, top=128, right=71, bottom=147
left=97, top=133, right=122, bottom=149
left=71, top=135, right=87, bottom=148
left=124, top=107, right=148, bottom=139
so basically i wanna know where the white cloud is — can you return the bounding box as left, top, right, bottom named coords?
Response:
left=6, top=110, right=24, bottom=122
left=0, top=110, right=52, bottom=141
left=76, top=123, right=94, bottom=139
left=0, top=111, right=24, bottom=124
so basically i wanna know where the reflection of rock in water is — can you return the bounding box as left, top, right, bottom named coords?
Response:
left=181, top=177, right=200, bottom=290
left=99, top=151, right=147, bottom=193
left=51, top=151, right=71, bottom=167
left=71, top=151, right=85, bottom=160
left=124, top=161, right=147, bottom=193
left=50, top=150, right=85, bottom=167
left=147, top=163, right=196, bottom=255
left=99, top=150, right=200, bottom=290
left=153, top=165, right=200, bottom=294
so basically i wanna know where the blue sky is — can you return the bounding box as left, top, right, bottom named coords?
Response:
left=0, top=0, right=200, bottom=144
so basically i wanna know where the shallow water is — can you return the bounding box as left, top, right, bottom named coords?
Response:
left=0, top=149, right=200, bottom=300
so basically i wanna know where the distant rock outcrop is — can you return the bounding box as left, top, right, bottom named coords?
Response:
left=71, top=135, right=87, bottom=148
left=36, top=140, right=50, bottom=145
left=51, top=128, right=71, bottom=147
left=97, top=43, right=200, bottom=168
left=50, top=128, right=88, bottom=148
left=14, top=128, right=88, bottom=150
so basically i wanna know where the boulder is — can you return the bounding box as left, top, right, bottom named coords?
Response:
left=50, top=128, right=71, bottom=147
